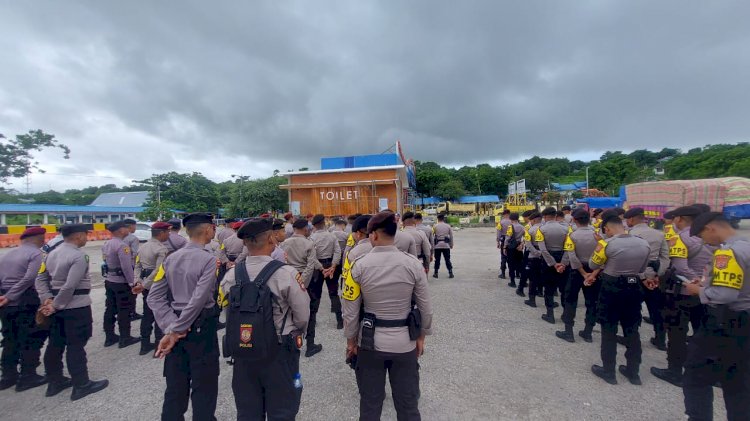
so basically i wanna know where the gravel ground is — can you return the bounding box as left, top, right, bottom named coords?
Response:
left=0, top=228, right=728, bottom=420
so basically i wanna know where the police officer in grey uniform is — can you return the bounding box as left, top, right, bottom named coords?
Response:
left=625, top=207, right=670, bottom=350
left=163, top=219, right=188, bottom=255
left=311, top=214, right=343, bottom=332
left=588, top=213, right=652, bottom=385
left=102, top=221, right=141, bottom=348
left=433, top=213, right=455, bottom=279
left=414, top=213, right=434, bottom=260
left=522, top=212, right=544, bottom=304
left=342, top=212, right=433, bottom=421
left=341, top=215, right=374, bottom=290
left=221, top=218, right=310, bottom=420
left=36, top=224, right=109, bottom=400
left=394, top=227, right=418, bottom=257
left=331, top=219, right=348, bottom=279
left=134, top=221, right=170, bottom=356
left=284, top=213, right=296, bottom=239
left=271, top=218, right=288, bottom=263
left=0, top=227, right=48, bottom=392
left=536, top=207, right=569, bottom=324
left=122, top=219, right=144, bottom=322
left=682, top=212, right=750, bottom=421
left=402, top=212, right=431, bottom=273
left=148, top=213, right=220, bottom=421
left=562, top=206, right=573, bottom=225
left=497, top=210, right=511, bottom=279
left=503, top=213, right=525, bottom=288
left=282, top=218, right=325, bottom=357
left=556, top=209, right=600, bottom=342
left=651, top=205, right=713, bottom=387
left=218, top=222, right=245, bottom=266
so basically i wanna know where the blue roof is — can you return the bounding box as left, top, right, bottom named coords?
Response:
left=321, top=154, right=399, bottom=170
left=576, top=197, right=623, bottom=209
left=551, top=181, right=587, bottom=191
left=90, top=191, right=149, bottom=207
left=417, top=197, right=441, bottom=205
left=457, top=195, right=501, bottom=204
left=0, top=204, right=145, bottom=213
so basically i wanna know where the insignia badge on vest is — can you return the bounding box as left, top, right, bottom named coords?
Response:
left=240, top=324, right=253, bottom=346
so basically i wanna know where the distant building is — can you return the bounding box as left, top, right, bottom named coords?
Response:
left=0, top=191, right=150, bottom=225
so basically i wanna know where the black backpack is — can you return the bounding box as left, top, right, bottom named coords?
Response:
left=507, top=225, right=519, bottom=250
left=223, top=259, right=287, bottom=362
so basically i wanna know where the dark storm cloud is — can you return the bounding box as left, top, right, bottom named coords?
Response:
left=1, top=0, right=749, bottom=190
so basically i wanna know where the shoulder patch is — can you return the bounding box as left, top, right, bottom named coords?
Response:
left=712, top=249, right=744, bottom=289
left=505, top=225, right=513, bottom=236
left=135, top=255, right=140, bottom=264
left=669, top=235, right=688, bottom=259
left=563, top=234, right=575, bottom=252
left=591, top=240, right=608, bottom=266
left=38, top=261, right=46, bottom=274
left=153, top=264, right=166, bottom=283
left=123, top=247, right=130, bottom=255
left=342, top=269, right=361, bottom=301
left=535, top=228, right=545, bottom=242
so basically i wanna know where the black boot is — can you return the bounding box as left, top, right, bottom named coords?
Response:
left=578, top=325, right=594, bottom=343
left=499, top=272, right=506, bottom=279
left=15, top=373, right=47, bottom=392
left=516, top=288, right=525, bottom=297
left=104, top=334, right=119, bottom=348
left=643, top=316, right=653, bottom=325
left=650, top=366, right=683, bottom=387
left=305, top=343, right=323, bottom=358
left=139, top=339, right=155, bottom=356
left=336, top=313, right=344, bottom=330
left=507, top=281, right=517, bottom=288
left=432, top=272, right=438, bottom=279
left=0, top=372, right=17, bottom=391
left=651, top=327, right=667, bottom=351
left=541, top=308, right=555, bottom=324
left=45, top=376, right=72, bottom=397
left=70, top=379, right=109, bottom=401
left=448, top=270, right=454, bottom=279
left=118, top=336, right=140, bottom=349
left=524, top=296, right=537, bottom=308
left=555, top=324, right=575, bottom=343
left=616, top=335, right=627, bottom=346
left=619, top=365, right=642, bottom=385
left=591, top=365, right=617, bottom=385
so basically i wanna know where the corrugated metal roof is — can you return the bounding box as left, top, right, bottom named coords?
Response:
left=416, top=197, right=441, bottom=205
left=0, top=204, right=144, bottom=213
left=457, top=195, right=501, bottom=204
left=281, top=165, right=405, bottom=176
left=90, top=191, right=149, bottom=207
left=321, top=154, right=399, bottom=170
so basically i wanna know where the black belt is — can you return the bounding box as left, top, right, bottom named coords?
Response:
left=51, top=289, right=90, bottom=296
left=600, top=273, right=640, bottom=284
left=319, top=258, right=333, bottom=268
left=227, top=255, right=237, bottom=262
left=107, top=268, right=124, bottom=276
left=418, top=254, right=426, bottom=260
left=373, top=318, right=409, bottom=328
left=141, top=268, right=154, bottom=278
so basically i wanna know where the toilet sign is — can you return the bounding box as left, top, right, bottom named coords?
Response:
left=319, top=189, right=360, bottom=201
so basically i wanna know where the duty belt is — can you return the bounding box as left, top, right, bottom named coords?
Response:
left=107, top=268, right=125, bottom=276
left=227, top=255, right=237, bottom=263
left=319, top=258, right=333, bottom=268
left=373, top=318, right=409, bottom=328
left=51, top=288, right=90, bottom=296
left=600, top=273, right=640, bottom=285
left=140, top=268, right=154, bottom=279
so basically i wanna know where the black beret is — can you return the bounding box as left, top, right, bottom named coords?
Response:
left=521, top=210, right=534, bottom=218
left=292, top=219, right=309, bottom=229
left=237, top=218, right=273, bottom=239
left=509, top=212, right=520, bottom=221
left=107, top=221, right=127, bottom=232
left=592, top=208, right=604, bottom=216
left=182, top=213, right=213, bottom=227
left=60, top=224, right=88, bottom=237
left=168, top=218, right=182, bottom=229
left=690, top=212, right=727, bottom=237
left=224, top=218, right=237, bottom=224
left=367, top=211, right=397, bottom=234
left=528, top=212, right=541, bottom=220
left=601, top=213, right=623, bottom=228
left=572, top=209, right=590, bottom=220
left=352, top=215, right=372, bottom=232
left=613, top=207, right=626, bottom=216
left=691, top=203, right=712, bottom=214
left=272, top=218, right=285, bottom=230
left=541, top=207, right=557, bottom=216
left=623, top=207, right=644, bottom=219
left=402, top=211, right=415, bottom=221
left=562, top=205, right=572, bottom=211
left=663, top=210, right=675, bottom=220
left=670, top=206, right=701, bottom=218
left=414, top=213, right=424, bottom=220
left=311, top=214, right=326, bottom=226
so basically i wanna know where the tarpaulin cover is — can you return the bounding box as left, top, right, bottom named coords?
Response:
left=626, top=177, right=750, bottom=217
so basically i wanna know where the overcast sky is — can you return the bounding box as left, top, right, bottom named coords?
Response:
left=1, top=1, right=749, bottom=193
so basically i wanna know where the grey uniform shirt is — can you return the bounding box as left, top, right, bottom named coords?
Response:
left=0, top=243, right=43, bottom=306
left=699, top=236, right=750, bottom=312
left=564, top=214, right=573, bottom=225
left=394, top=230, right=418, bottom=256
left=102, top=237, right=135, bottom=286
left=310, top=229, right=342, bottom=263
left=216, top=227, right=234, bottom=244
left=589, top=234, right=650, bottom=277
left=526, top=224, right=542, bottom=259
left=271, top=245, right=287, bottom=263
left=537, top=222, right=568, bottom=267
left=282, top=234, right=322, bottom=287
left=219, top=233, right=244, bottom=263
left=404, top=226, right=430, bottom=259
left=671, top=226, right=714, bottom=281
left=221, top=256, right=310, bottom=335
left=503, top=222, right=525, bottom=251
left=284, top=223, right=294, bottom=239
left=135, top=238, right=168, bottom=290
left=629, top=223, right=670, bottom=277
left=35, top=242, right=92, bottom=310
left=342, top=245, right=433, bottom=353
left=333, top=230, right=349, bottom=265
left=417, top=225, right=434, bottom=256
left=497, top=218, right=511, bottom=242
left=124, top=233, right=140, bottom=267
left=433, top=222, right=454, bottom=250
left=561, top=226, right=598, bottom=270
left=147, top=242, right=217, bottom=334
left=163, top=231, right=188, bottom=254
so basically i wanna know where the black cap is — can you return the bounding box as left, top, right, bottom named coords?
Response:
left=663, top=210, right=675, bottom=220
left=562, top=205, right=572, bottom=211
left=367, top=211, right=397, bottom=235
left=311, top=214, right=326, bottom=226
left=691, top=203, right=712, bottom=214
left=107, top=221, right=127, bottom=232
left=690, top=212, right=727, bottom=236
left=168, top=218, right=182, bottom=230
left=237, top=218, right=273, bottom=240
left=60, top=224, right=89, bottom=237
left=402, top=211, right=415, bottom=221
left=541, top=207, right=557, bottom=216
left=623, top=207, right=645, bottom=219
left=292, top=219, right=308, bottom=230
left=272, top=218, right=285, bottom=230
left=352, top=215, right=372, bottom=233
left=122, top=218, right=137, bottom=225
left=182, top=213, right=213, bottom=227
left=670, top=206, right=701, bottom=218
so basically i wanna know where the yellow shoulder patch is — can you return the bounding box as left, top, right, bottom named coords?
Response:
left=135, top=255, right=140, bottom=264
left=535, top=228, right=545, bottom=242
left=346, top=234, right=355, bottom=247
left=669, top=235, right=688, bottom=259
left=563, top=234, right=575, bottom=252
left=38, top=261, right=46, bottom=274
left=712, top=249, right=744, bottom=289
left=591, top=240, right=608, bottom=266
left=341, top=269, right=361, bottom=301
left=505, top=225, right=513, bottom=236
left=523, top=229, right=532, bottom=242
left=220, top=243, right=225, bottom=251
left=568, top=225, right=573, bottom=234
left=153, top=264, right=166, bottom=283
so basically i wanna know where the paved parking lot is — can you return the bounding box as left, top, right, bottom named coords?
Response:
left=0, top=228, right=727, bottom=420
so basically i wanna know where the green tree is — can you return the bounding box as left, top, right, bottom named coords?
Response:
left=0, top=130, right=70, bottom=182
left=137, top=172, right=220, bottom=217
left=414, top=161, right=451, bottom=197
left=434, top=179, right=465, bottom=200
left=227, top=176, right=288, bottom=217
left=520, top=169, right=552, bottom=195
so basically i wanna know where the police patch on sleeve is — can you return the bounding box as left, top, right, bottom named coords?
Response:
left=523, top=229, right=532, bottom=242
left=135, top=255, right=140, bottom=264
left=38, top=261, right=46, bottom=274
left=505, top=225, right=513, bottom=236
left=342, top=270, right=361, bottom=301
left=712, top=249, right=744, bottom=289
left=563, top=235, right=575, bottom=252
left=153, top=264, right=166, bottom=283
left=535, top=229, right=545, bottom=242
left=123, top=247, right=130, bottom=255
left=591, top=240, right=608, bottom=266
left=346, top=234, right=355, bottom=247
left=669, top=236, right=688, bottom=259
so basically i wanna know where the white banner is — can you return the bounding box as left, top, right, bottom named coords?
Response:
left=516, top=179, right=526, bottom=194
left=508, top=182, right=516, bottom=195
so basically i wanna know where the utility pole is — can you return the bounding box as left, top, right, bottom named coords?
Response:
left=585, top=166, right=590, bottom=197
left=232, top=174, right=247, bottom=218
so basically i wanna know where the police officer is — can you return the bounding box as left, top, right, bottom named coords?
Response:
left=282, top=218, right=324, bottom=357
left=591, top=208, right=604, bottom=230
left=283, top=213, right=296, bottom=239
left=36, top=224, right=109, bottom=400
left=562, top=205, right=573, bottom=225
left=218, top=221, right=245, bottom=266
left=220, top=218, right=310, bottom=420
left=0, top=227, right=48, bottom=392
left=163, top=218, right=188, bottom=255
left=536, top=207, right=569, bottom=324
left=516, top=209, right=537, bottom=296
left=332, top=218, right=348, bottom=269
left=271, top=218, right=288, bottom=263
left=341, top=215, right=374, bottom=286
left=402, top=212, right=431, bottom=273
left=342, top=212, right=433, bottom=421
left=311, top=214, right=343, bottom=331
left=662, top=211, right=677, bottom=241
left=682, top=212, right=750, bottom=421
left=503, top=213, right=525, bottom=289
left=625, top=207, right=670, bottom=350
left=522, top=212, right=544, bottom=306
left=134, top=221, right=170, bottom=356
left=148, top=213, right=220, bottom=421
left=651, top=205, right=713, bottom=387
left=414, top=213, right=434, bottom=261
left=497, top=210, right=511, bottom=279
left=122, top=219, right=143, bottom=321
left=102, top=221, right=140, bottom=348
left=588, top=213, right=652, bottom=385
left=556, top=209, right=599, bottom=342
left=216, top=218, right=237, bottom=244
left=433, top=213, right=455, bottom=279
left=394, top=225, right=418, bottom=257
